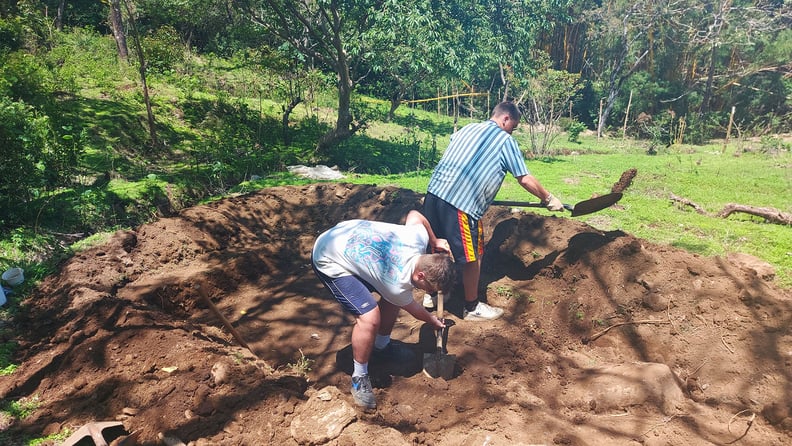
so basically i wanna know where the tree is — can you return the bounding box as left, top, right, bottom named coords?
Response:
left=669, top=1, right=791, bottom=124
left=135, top=0, right=237, bottom=52
left=358, top=0, right=447, bottom=121
left=583, top=1, right=656, bottom=138
left=123, top=0, right=158, bottom=147
left=108, top=0, right=128, bottom=61
left=519, top=66, right=582, bottom=156
left=234, top=0, right=371, bottom=152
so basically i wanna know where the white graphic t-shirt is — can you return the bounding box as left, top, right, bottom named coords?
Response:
left=312, top=220, right=429, bottom=306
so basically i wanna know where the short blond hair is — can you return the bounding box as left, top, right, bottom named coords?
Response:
left=417, top=254, right=456, bottom=294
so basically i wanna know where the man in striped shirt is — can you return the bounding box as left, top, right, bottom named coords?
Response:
left=423, top=101, right=564, bottom=321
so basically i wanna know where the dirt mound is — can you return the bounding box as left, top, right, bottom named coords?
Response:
left=2, top=184, right=791, bottom=446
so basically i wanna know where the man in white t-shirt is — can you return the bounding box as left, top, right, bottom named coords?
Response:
left=312, top=210, right=455, bottom=410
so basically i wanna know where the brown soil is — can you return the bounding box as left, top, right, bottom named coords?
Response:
left=2, top=183, right=791, bottom=446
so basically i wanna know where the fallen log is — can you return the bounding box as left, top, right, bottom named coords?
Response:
left=669, top=193, right=708, bottom=215
left=716, top=204, right=792, bottom=225
left=670, top=194, right=791, bottom=226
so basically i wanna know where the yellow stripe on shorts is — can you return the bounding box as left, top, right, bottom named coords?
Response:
left=457, top=211, right=478, bottom=262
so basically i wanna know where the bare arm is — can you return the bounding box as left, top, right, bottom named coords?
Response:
left=402, top=300, right=445, bottom=329
left=516, top=174, right=551, bottom=202
left=405, top=210, right=450, bottom=253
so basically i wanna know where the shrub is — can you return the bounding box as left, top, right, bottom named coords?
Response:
left=140, top=26, right=186, bottom=75
left=46, top=27, right=121, bottom=91
left=0, top=97, right=83, bottom=229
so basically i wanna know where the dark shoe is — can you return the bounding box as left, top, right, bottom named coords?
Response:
left=371, top=339, right=415, bottom=363
left=351, top=375, right=376, bottom=410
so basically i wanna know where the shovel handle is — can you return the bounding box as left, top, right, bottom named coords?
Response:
left=436, top=291, right=444, bottom=351
left=491, top=200, right=574, bottom=212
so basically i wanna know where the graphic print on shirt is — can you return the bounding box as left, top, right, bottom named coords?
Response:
left=344, top=221, right=404, bottom=285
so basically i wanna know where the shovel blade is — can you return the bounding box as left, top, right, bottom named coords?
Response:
left=423, top=351, right=456, bottom=379
left=570, top=193, right=623, bottom=217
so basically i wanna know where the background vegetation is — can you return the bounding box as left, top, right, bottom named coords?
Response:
left=0, top=4, right=789, bottom=439
left=0, top=1, right=790, bottom=292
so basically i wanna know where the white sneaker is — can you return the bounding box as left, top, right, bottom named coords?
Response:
left=422, top=293, right=450, bottom=309
left=463, top=301, right=504, bottom=321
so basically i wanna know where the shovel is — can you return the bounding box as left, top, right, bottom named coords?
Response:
left=61, top=421, right=127, bottom=446
left=492, top=192, right=623, bottom=217
left=422, top=291, right=456, bottom=379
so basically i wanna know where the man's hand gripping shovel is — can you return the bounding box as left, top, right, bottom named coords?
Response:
left=492, top=192, right=623, bottom=217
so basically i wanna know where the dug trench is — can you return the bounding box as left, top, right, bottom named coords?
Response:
left=1, top=183, right=791, bottom=446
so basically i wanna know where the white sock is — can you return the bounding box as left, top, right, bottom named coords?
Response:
left=374, top=334, right=391, bottom=350
left=353, top=360, right=368, bottom=377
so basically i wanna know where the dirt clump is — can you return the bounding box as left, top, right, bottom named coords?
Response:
left=1, top=183, right=791, bottom=446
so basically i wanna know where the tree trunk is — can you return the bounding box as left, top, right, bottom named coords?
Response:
left=316, top=62, right=354, bottom=152
left=123, top=0, right=158, bottom=148
left=699, top=1, right=729, bottom=115
left=597, top=49, right=647, bottom=138
left=109, top=0, right=129, bottom=62
left=387, top=78, right=408, bottom=122
left=282, top=97, right=302, bottom=146
left=56, top=0, right=65, bottom=31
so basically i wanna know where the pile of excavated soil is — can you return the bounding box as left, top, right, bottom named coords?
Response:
left=2, top=183, right=791, bottom=446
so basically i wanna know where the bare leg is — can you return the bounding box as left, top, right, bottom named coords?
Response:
left=377, top=299, right=401, bottom=336
left=462, top=259, right=480, bottom=303
left=352, top=306, right=380, bottom=364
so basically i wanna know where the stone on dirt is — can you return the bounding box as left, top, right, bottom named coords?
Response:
left=568, top=362, right=685, bottom=415
left=289, top=386, right=357, bottom=445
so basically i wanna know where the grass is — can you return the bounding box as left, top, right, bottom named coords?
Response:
left=341, top=122, right=792, bottom=287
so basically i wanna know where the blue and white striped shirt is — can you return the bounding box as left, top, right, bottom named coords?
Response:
left=427, top=120, right=530, bottom=219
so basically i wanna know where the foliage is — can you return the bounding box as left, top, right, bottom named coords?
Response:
left=0, top=96, right=83, bottom=229
left=560, top=119, right=586, bottom=143
left=520, top=67, right=583, bottom=155
left=0, top=341, right=18, bottom=376
left=0, top=4, right=790, bottom=293
left=139, top=25, right=186, bottom=74
left=0, top=15, right=25, bottom=53
left=44, top=26, right=123, bottom=92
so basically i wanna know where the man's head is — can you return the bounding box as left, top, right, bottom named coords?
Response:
left=414, top=254, right=456, bottom=294
left=491, top=101, right=521, bottom=134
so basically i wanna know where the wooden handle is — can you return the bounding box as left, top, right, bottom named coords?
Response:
left=437, top=291, right=444, bottom=320
left=195, top=283, right=259, bottom=359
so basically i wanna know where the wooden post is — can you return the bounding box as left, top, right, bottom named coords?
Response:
left=470, top=84, right=474, bottom=118
left=622, top=90, right=633, bottom=141
left=723, top=105, right=735, bottom=153
left=597, top=98, right=604, bottom=140
left=437, top=87, right=441, bottom=116
left=453, top=83, right=459, bottom=133
left=446, top=82, right=450, bottom=116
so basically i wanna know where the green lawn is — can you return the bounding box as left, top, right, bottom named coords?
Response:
left=345, top=139, right=792, bottom=288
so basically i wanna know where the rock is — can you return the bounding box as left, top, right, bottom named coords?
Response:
left=337, top=421, right=412, bottom=446
left=290, top=386, right=357, bottom=445
left=727, top=253, right=776, bottom=280
left=565, top=362, right=685, bottom=415
left=642, top=291, right=669, bottom=312
left=210, top=361, right=231, bottom=386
